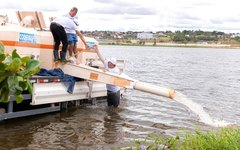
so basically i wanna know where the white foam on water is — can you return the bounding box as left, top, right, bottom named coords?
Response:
left=174, top=91, right=231, bottom=127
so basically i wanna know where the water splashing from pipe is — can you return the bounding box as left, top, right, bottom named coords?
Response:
left=174, top=91, right=231, bottom=127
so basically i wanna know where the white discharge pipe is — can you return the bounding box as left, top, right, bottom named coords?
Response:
left=133, top=81, right=175, bottom=99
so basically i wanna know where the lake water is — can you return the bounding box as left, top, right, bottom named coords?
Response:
left=0, top=46, right=240, bottom=149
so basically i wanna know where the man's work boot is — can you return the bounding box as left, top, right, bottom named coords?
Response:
left=53, top=50, right=59, bottom=62
left=60, top=51, right=71, bottom=64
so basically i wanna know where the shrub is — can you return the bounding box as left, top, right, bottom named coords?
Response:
left=0, top=42, right=40, bottom=103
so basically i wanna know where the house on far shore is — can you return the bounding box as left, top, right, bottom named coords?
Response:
left=231, top=33, right=240, bottom=38
left=137, top=32, right=153, bottom=39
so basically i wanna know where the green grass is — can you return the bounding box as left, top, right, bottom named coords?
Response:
left=120, top=127, right=240, bottom=150
left=99, top=43, right=237, bottom=49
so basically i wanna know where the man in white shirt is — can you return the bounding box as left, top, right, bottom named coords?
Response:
left=63, top=7, right=78, bottom=20
left=63, top=7, right=89, bottom=62
left=95, top=45, right=121, bottom=107
left=50, top=16, right=70, bottom=63
left=50, top=15, right=88, bottom=63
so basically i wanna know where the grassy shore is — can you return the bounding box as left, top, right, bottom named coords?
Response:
left=119, top=126, right=240, bottom=150
left=100, top=43, right=240, bottom=49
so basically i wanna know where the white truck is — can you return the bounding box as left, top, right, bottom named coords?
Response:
left=0, top=11, right=174, bottom=120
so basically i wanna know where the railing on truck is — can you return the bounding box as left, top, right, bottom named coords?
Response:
left=0, top=75, right=108, bottom=121
left=0, top=76, right=61, bottom=121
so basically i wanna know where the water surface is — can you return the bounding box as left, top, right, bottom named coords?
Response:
left=0, top=46, right=240, bottom=149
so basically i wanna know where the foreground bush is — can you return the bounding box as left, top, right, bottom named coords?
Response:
left=0, top=42, right=40, bottom=103
left=122, top=127, right=240, bottom=150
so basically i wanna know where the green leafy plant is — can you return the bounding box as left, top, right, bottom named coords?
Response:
left=0, top=42, right=40, bottom=103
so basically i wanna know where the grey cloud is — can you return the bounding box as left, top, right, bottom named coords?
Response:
left=122, top=15, right=142, bottom=20
left=163, top=22, right=240, bottom=33
left=94, top=0, right=136, bottom=7
left=87, top=6, right=156, bottom=15
left=171, top=11, right=200, bottom=21
left=90, top=0, right=157, bottom=15
left=165, top=10, right=203, bottom=29
left=94, top=0, right=112, bottom=3
left=98, top=18, right=113, bottom=21
left=210, top=19, right=224, bottom=24
left=127, top=7, right=156, bottom=15
left=0, top=2, right=21, bottom=9
left=216, top=26, right=240, bottom=32
left=179, top=2, right=214, bottom=10
left=211, top=17, right=240, bottom=24
left=174, top=18, right=202, bottom=26
left=173, top=24, right=200, bottom=29
left=191, top=2, right=214, bottom=7
left=204, top=23, right=240, bottom=32
left=88, top=16, right=113, bottom=21
left=0, top=0, right=64, bottom=12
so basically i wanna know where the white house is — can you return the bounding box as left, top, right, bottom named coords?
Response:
left=137, top=32, right=153, bottom=39
left=231, top=33, right=240, bottom=38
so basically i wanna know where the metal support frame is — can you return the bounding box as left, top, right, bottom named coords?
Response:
left=0, top=94, right=60, bottom=121
left=8, top=94, right=32, bottom=113
left=0, top=107, right=60, bottom=121
left=7, top=101, right=13, bottom=113
left=87, top=80, right=93, bottom=100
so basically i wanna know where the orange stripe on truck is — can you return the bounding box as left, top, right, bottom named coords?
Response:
left=1, top=40, right=53, bottom=49
left=1, top=40, right=96, bottom=53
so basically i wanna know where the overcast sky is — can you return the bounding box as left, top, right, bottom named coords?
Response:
left=1, top=0, right=240, bottom=33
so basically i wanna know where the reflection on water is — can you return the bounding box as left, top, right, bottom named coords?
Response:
left=103, top=108, right=123, bottom=144
left=0, top=46, right=240, bottom=149
left=0, top=106, right=126, bottom=150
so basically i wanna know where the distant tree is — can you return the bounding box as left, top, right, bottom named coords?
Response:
left=195, top=30, right=204, bottom=35
left=172, top=35, right=189, bottom=42
left=235, top=37, right=240, bottom=42
left=182, top=30, right=192, bottom=35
